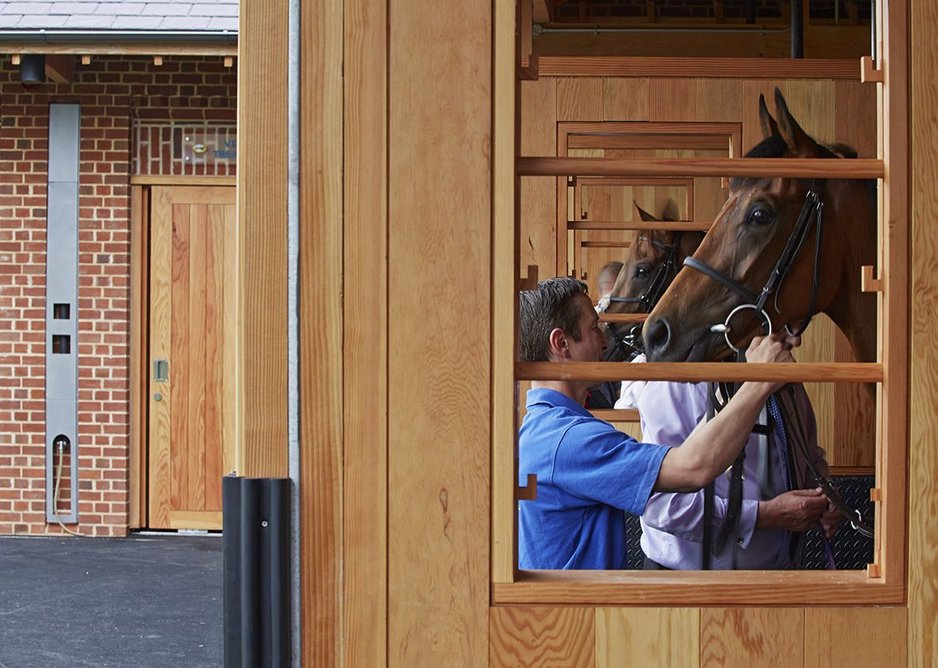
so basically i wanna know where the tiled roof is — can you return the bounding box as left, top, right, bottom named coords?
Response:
left=0, top=1, right=238, bottom=33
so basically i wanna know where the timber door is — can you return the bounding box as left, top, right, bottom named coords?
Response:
left=148, top=185, right=237, bottom=530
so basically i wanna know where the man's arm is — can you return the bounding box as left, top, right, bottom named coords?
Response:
left=653, top=333, right=799, bottom=493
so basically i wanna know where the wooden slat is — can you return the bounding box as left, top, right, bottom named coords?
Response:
left=700, top=609, right=802, bottom=667
left=879, top=0, right=909, bottom=594
left=170, top=200, right=190, bottom=514
left=238, top=0, right=288, bottom=480
left=909, top=0, right=937, bottom=663
left=187, top=204, right=207, bottom=512
left=568, top=133, right=732, bottom=150
left=562, top=121, right=741, bottom=137
left=568, top=221, right=712, bottom=231
left=516, top=361, right=883, bottom=383
left=221, top=199, right=238, bottom=481
left=130, top=175, right=236, bottom=186
left=598, top=313, right=647, bottom=324
left=167, top=510, right=222, bottom=530
left=490, top=607, right=594, bottom=668
left=128, top=186, right=146, bottom=528
left=590, top=408, right=640, bottom=422
left=536, top=56, right=861, bottom=79
left=299, top=0, right=343, bottom=660
left=343, top=0, right=388, bottom=659
left=494, top=571, right=903, bottom=606
left=148, top=186, right=173, bottom=528
left=803, top=608, right=907, bottom=667
left=203, top=203, right=225, bottom=511
left=1, top=43, right=236, bottom=56
left=387, top=0, right=490, bottom=662
left=492, top=0, right=518, bottom=585
left=596, top=608, right=699, bottom=667
left=518, top=156, right=884, bottom=178
left=582, top=240, right=632, bottom=248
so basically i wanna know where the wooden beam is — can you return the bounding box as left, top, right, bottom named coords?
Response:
left=567, top=133, right=734, bottom=150
left=516, top=361, right=884, bottom=383
left=518, top=156, right=885, bottom=178
left=589, top=408, right=640, bottom=422
left=1, top=43, right=236, bottom=56
left=43, top=55, right=74, bottom=83
left=533, top=56, right=862, bottom=79
left=238, top=0, right=288, bottom=478
left=599, top=313, right=648, bottom=324
left=531, top=25, right=871, bottom=60
left=494, top=570, right=903, bottom=606
left=568, top=220, right=712, bottom=231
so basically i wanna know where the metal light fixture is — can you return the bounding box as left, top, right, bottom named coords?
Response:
left=20, top=54, right=45, bottom=86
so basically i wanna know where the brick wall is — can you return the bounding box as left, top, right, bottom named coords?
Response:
left=0, top=55, right=237, bottom=536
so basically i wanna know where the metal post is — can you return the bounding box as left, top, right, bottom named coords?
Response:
left=223, top=477, right=292, bottom=667
left=791, top=0, right=805, bottom=58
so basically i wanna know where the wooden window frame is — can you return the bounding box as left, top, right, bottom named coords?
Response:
left=491, top=2, right=907, bottom=606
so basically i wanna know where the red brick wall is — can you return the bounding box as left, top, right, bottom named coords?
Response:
left=0, top=55, right=237, bottom=536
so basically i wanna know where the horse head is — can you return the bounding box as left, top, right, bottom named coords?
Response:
left=643, top=88, right=877, bottom=364
left=598, top=201, right=704, bottom=361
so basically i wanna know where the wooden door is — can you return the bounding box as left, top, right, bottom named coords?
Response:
left=148, top=185, right=237, bottom=530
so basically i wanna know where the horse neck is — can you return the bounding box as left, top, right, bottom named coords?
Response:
left=821, top=181, right=878, bottom=364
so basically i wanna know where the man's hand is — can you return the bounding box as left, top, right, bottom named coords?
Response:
left=756, top=487, right=829, bottom=532
left=745, top=332, right=801, bottom=363
left=744, top=333, right=801, bottom=393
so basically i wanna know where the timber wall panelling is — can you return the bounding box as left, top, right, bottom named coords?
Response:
left=234, top=0, right=938, bottom=663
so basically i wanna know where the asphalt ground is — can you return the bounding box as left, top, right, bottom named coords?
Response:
left=0, top=534, right=222, bottom=667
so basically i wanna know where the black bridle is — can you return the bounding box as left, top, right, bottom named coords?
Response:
left=601, top=237, right=680, bottom=359
left=683, top=185, right=825, bottom=352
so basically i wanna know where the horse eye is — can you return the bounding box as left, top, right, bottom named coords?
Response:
left=747, top=205, right=774, bottom=226
left=635, top=264, right=650, bottom=277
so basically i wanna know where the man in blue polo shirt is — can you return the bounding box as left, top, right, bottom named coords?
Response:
left=517, top=277, right=800, bottom=569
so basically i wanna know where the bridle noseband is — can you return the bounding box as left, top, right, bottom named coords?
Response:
left=683, top=185, right=825, bottom=352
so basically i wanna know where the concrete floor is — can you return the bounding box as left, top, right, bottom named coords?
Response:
left=0, top=534, right=222, bottom=667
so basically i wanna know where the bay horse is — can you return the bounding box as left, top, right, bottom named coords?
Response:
left=597, top=202, right=704, bottom=362
left=643, top=88, right=877, bottom=366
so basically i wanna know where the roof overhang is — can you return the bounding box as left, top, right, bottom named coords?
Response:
left=0, top=30, right=237, bottom=56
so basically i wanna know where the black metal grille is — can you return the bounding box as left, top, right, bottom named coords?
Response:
left=624, top=475, right=874, bottom=570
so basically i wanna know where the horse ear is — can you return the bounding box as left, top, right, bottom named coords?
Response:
left=758, top=93, right=779, bottom=138
left=635, top=201, right=659, bottom=222
left=773, top=87, right=818, bottom=156
left=661, top=199, right=680, bottom=222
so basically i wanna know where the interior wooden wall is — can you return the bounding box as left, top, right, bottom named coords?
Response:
left=521, top=77, right=877, bottom=467
left=236, top=0, right=938, bottom=663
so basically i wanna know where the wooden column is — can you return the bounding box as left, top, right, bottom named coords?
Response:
left=909, top=1, right=938, bottom=664
left=298, top=0, right=344, bottom=663
left=386, top=0, right=493, bottom=663
left=237, top=0, right=289, bottom=477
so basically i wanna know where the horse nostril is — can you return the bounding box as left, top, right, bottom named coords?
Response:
left=643, top=316, right=671, bottom=359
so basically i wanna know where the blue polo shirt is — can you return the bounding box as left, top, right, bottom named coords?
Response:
left=518, top=388, right=669, bottom=570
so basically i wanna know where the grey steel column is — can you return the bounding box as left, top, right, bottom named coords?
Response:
left=45, top=103, right=80, bottom=524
